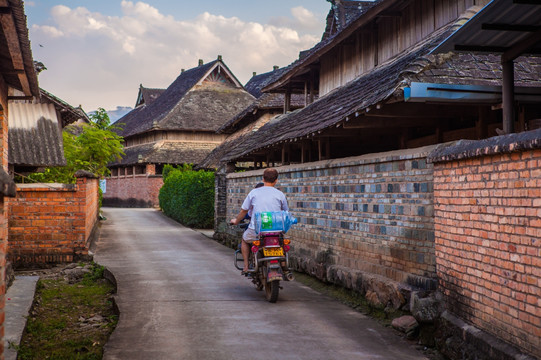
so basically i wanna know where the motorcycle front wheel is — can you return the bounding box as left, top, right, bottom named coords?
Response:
left=265, top=280, right=280, bottom=303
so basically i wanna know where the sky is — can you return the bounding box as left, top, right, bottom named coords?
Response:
left=24, top=1, right=332, bottom=113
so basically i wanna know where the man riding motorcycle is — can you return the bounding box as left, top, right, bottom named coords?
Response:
left=230, top=168, right=289, bottom=274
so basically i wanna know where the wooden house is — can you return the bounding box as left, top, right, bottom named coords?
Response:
left=104, top=57, right=255, bottom=207
left=198, top=68, right=306, bottom=169
left=213, top=0, right=541, bottom=169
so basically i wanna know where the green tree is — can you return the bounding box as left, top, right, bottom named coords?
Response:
left=26, top=109, right=124, bottom=184
left=89, top=107, right=112, bottom=130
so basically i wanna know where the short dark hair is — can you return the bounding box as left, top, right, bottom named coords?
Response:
left=263, top=168, right=278, bottom=183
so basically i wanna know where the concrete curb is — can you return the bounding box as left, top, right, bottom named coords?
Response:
left=4, top=276, right=40, bottom=360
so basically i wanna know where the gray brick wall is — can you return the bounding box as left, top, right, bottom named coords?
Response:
left=223, top=145, right=439, bottom=288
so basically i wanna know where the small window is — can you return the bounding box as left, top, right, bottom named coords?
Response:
left=135, top=166, right=145, bottom=175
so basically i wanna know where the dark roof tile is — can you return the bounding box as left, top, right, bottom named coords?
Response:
left=117, top=60, right=254, bottom=138
left=210, top=20, right=541, bottom=164
left=110, top=141, right=216, bottom=166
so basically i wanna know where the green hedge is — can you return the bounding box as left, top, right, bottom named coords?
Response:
left=159, top=167, right=215, bottom=229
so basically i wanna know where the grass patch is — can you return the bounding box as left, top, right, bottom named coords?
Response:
left=16, top=262, right=118, bottom=360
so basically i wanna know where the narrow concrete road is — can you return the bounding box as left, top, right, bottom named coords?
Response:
left=95, top=208, right=428, bottom=360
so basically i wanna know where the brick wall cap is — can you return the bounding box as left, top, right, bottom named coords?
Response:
left=74, top=170, right=98, bottom=178
left=17, top=183, right=76, bottom=190
left=227, top=144, right=440, bottom=179
left=428, top=128, right=541, bottom=163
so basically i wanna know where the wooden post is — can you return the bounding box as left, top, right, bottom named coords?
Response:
left=284, top=88, right=291, bottom=114
left=477, top=106, right=488, bottom=139
left=310, top=70, right=315, bottom=104
left=326, top=138, right=330, bottom=160
left=304, top=81, right=308, bottom=107
left=400, top=128, right=408, bottom=149
left=518, top=105, right=525, bottom=132
left=502, top=60, right=514, bottom=134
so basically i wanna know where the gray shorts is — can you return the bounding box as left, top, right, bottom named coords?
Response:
left=242, top=228, right=258, bottom=242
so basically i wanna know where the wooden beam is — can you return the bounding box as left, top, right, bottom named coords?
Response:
left=502, top=28, right=541, bottom=62
left=344, top=117, right=441, bottom=129
left=513, top=0, right=541, bottom=4
left=0, top=73, right=7, bottom=111
left=0, top=11, right=31, bottom=96
left=455, top=45, right=507, bottom=53
left=362, top=102, right=479, bottom=118
left=7, top=95, right=33, bottom=100
left=482, top=23, right=540, bottom=32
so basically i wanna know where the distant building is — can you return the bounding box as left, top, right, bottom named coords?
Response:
left=104, top=57, right=254, bottom=207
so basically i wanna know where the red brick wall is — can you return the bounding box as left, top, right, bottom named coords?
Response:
left=103, top=171, right=163, bottom=208
left=7, top=174, right=99, bottom=266
left=434, top=149, right=541, bottom=357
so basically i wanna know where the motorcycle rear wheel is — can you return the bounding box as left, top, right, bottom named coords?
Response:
left=265, top=280, right=280, bottom=303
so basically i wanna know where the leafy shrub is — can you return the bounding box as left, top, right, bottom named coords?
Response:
left=162, top=163, right=193, bottom=182
left=159, top=168, right=215, bottom=229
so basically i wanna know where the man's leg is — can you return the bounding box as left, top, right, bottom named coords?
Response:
left=241, top=228, right=257, bottom=272
left=241, top=239, right=250, bottom=272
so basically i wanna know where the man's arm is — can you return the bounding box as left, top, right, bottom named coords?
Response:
left=230, top=209, right=249, bottom=225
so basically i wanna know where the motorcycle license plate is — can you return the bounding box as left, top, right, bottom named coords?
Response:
left=263, top=248, right=284, bottom=257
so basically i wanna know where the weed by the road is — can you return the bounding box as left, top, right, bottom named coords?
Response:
left=15, top=262, right=118, bottom=360
left=294, top=272, right=407, bottom=325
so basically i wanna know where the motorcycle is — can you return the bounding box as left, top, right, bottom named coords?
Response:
left=234, top=224, right=295, bottom=303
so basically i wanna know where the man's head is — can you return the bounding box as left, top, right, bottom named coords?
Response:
left=263, top=168, right=278, bottom=184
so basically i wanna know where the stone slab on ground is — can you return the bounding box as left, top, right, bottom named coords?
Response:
left=4, top=275, right=39, bottom=360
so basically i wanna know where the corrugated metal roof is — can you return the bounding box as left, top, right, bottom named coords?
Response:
left=8, top=102, right=66, bottom=167
left=434, top=0, right=541, bottom=56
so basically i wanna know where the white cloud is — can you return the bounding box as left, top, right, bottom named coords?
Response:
left=291, top=6, right=320, bottom=29
left=30, top=2, right=323, bottom=111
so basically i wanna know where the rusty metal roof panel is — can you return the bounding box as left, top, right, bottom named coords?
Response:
left=8, top=102, right=66, bottom=167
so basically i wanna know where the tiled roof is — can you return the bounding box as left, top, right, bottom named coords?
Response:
left=39, top=88, right=89, bottom=127
left=211, top=19, right=541, bottom=164
left=109, top=141, right=217, bottom=166
left=243, top=68, right=295, bottom=98
left=321, top=1, right=367, bottom=40
left=8, top=102, right=66, bottom=167
left=217, top=93, right=306, bottom=134
left=117, top=60, right=254, bottom=138
left=137, top=86, right=165, bottom=107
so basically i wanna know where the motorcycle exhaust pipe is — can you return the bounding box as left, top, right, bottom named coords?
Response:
left=285, top=272, right=295, bottom=281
